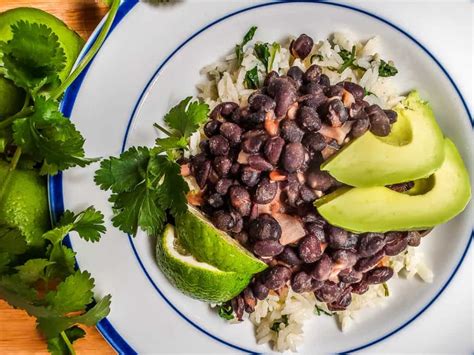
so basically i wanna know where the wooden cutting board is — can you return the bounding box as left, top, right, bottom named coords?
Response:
left=0, top=1, right=114, bottom=353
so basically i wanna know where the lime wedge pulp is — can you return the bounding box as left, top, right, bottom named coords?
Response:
left=156, top=225, right=252, bottom=303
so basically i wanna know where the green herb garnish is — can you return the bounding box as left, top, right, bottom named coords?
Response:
left=235, top=26, right=257, bottom=66
left=364, top=87, right=377, bottom=97
left=314, top=305, right=333, bottom=316
left=378, top=59, right=398, bottom=77
left=244, top=66, right=259, bottom=89
left=338, top=45, right=364, bottom=73
left=254, top=42, right=280, bottom=73
left=95, top=97, right=209, bottom=236
left=217, top=303, right=234, bottom=320
left=382, top=283, right=390, bottom=296
left=271, top=315, right=289, bottom=332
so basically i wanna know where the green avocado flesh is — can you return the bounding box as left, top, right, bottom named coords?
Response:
left=316, top=139, right=471, bottom=232
left=156, top=225, right=252, bottom=302
left=321, top=91, right=445, bottom=187
left=0, top=161, right=50, bottom=246
left=0, top=7, right=85, bottom=83
left=175, top=206, right=267, bottom=275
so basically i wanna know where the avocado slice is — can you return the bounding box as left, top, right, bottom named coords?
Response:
left=0, top=161, right=50, bottom=246
left=321, top=91, right=445, bottom=187
left=0, top=7, right=85, bottom=84
left=316, top=139, right=471, bottom=232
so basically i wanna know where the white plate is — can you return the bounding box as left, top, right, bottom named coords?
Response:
left=49, top=1, right=473, bottom=353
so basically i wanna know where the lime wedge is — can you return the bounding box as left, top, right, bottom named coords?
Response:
left=156, top=225, right=252, bottom=302
left=175, top=206, right=267, bottom=274
left=0, top=162, right=49, bottom=246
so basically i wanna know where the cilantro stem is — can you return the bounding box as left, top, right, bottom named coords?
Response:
left=0, top=106, right=34, bottom=130
left=60, top=331, right=76, bottom=355
left=153, top=123, right=172, bottom=137
left=0, top=147, right=22, bottom=202
left=49, top=0, right=121, bottom=100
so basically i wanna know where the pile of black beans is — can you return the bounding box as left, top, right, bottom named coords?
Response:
left=187, top=34, right=425, bottom=320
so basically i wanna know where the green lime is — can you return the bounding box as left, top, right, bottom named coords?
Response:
left=175, top=206, right=267, bottom=274
left=156, top=224, right=252, bottom=303
left=0, top=161, right=49, bottom=246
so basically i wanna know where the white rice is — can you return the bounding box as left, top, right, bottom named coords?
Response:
left=197, top=32, right=432, bottom=352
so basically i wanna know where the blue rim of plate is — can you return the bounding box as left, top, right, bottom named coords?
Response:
left=48, top=1, right=474, bottom=354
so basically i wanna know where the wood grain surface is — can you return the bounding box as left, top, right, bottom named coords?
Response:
left=0, top=1, right=114, bottom=354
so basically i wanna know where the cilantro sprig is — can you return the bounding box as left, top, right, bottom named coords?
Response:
left=235, top=26, right=257, bottom=66
left=95, top=97, right=209, bottom=236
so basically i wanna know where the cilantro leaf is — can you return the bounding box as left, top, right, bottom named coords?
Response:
left=0, top=225, right=28, bottom=255
left=47, top=326, right=86, bottom=355
left=0, top=21, right=66, bottom=93
left=254, top=43, right=270, bottom=70
left=270, top=315, right=289, bottom=332
left=154, top=136, right=188, bottom=153
left=12, top=97, right=97, bottom=175
left=15, top=259, right=54, bottom=284
left=37, top=295, right=112, bottom=338
left=45, top=271, right=95, bottom=314
left=217, top=303, right=234, bottom=320
left=46, top=244, right=76, bottom=280
left=378, top=60, right=398, bottom=77
left=0, top=274, right=38, bottom=302
left=59, top=207, right=106, bottom=243
left=244, top=66, right=259, bottom=89
left=235, top=26, right=257, bottom=65
left=163, top=97, right=209, bottom=139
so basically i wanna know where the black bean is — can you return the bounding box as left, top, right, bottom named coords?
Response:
left=253, top=239, right=284, bottom=257
left=349, top=100, right=368, bottom=119
left=384, top=109, right=398, bottom=124
left=407, top=231, right=422, bottom=247
left=315, top=281, right=341, bottom=303
left=332, top=250, right=357, bottom=268
left=248, top=93, right=276, bottom=112
left=230, top=211, right=243, bottom=233
left=387, top=181, right=415, bottom=193
left=366, top=266, right=394, bottom=284
left=198, top=140, right=210, bottom=155
left=248, top=155, right=273, bottom=172
left=267, top=77, right=297, bottom=117
left=208, top=135, right=230, bottom=156
left=326, top=99, right=348, bottom=127
left=264, top=70, right=279, bottom=87
left=283, top=179, right=301, bottom=207
left=194, top=160, right=211, bottom=189
left=212, top=210, right=235, bottom=231
left=311, top=254, right=333, bottom=281
left=306, top=169, right=335, bottom=191
left=338, top=268, right=363, bottom=284
left=366, top=105, right=390, bottom=136
left=350, top=117, right=370, bottom=138
left=299, top=185, right=317, bottom=202
left=354, top=249, right=385, bottom=273
left=220, top=122, right=242, bottom=145
left=215, top=178, right=233, bottom=195
left=305, top=222, right=326, bottom=242
left=264, top=136, right=285, bottom=165
left=263, top=266, right=292, bottom=290
left=252, top=281, right=269, bottom=300
left=281, top=119, right=305, bottom=143
left=291, top=271, right=314, bottom=293
left=210, top=102, right=239, bottom=120
left=287, top=66, right=304, bottom=83
left=277, top=246, right=303, bottom=266
left=299, top=93, right=327, bottom=110
left=204, top=120, right=221, bottom=137
left=303, top=132, right=326, bottom=152
left=243, top=287, right=256, bottom=313
left=230, top=162, right=240, bottom=176
left=282, top=142, right=305, bottom=173
left=242, top=136, right=264, bottom=154
left=318, top=74, right=330, bottom=87
left=290, top=34, right=314, bottom=59
left=244, top=110, right=266, bottom=126
left=213, top=156, right=232, bottom=177
left=206, top=193, right=224, bottom=208
left=297, top=106, right=321, bottom=132
left=328, top=287, right=352, bottom=311
left=254, top=178, right=278, bottom=204
left=384, top=232, right=409, bottom=256
left=231, top=295, right=244, bottom=321
left=325, top=84, right=344, bottom=98
left=351, top=281, right=369, bottom=295
left=358, top=233, right=385, bottom=257
left=303, top=64, right=322, bottom=83
left=229, top=186, right=251, bottom=217
left=234, top=231, right=249, bottom=246
left=248, top=214, right=282, bottom=241
left=327, top=226, right=348, bottom=249
left=298, top=234, right=322, bottom=263
left=240, top=166, right=260, bottom=187
left=302, top=81, right=324, bottom=95
left=343, top=82, right=364, bottom=100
